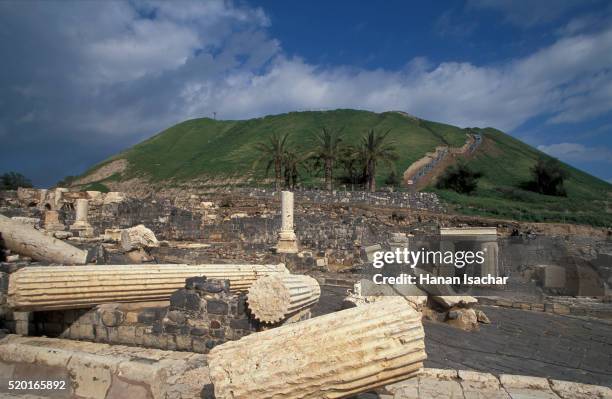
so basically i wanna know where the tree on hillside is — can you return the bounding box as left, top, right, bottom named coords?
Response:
left=527, top=158, right=568, bottom=196
left=436, top=162, right=482, bottom=194
left=337, top=145, right=367, bottom=190
left=282, top=148, right=312, bottom=190
left=384, top=169, right=401, bottom=188
left=311, top=127, right=344, bottom=191
left=1, top=172, right=33, bottom=190
left=253, top=133, right=291, bottom=191
left=360, top=129, right=398, bottom=192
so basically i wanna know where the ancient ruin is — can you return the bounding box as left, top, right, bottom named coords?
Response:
left=1, top=186, right=611, bottom=398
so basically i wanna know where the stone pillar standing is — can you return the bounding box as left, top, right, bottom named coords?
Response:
left=70, top=199, right=93, bottom=237
left=276, top=191, right=298, bottom=253
left=208, top=297, right=426, bottom=398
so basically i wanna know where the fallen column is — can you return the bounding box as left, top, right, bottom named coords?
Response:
left=0, top=214, right=87, bottom=265
left=247, top=274, right=321, bottom=323
left=209, top=297, right=426, bottom=399
left=8, top=263, right=288, bottom=311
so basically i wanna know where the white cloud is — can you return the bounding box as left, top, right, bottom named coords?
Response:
left=1, top=0, right=612, bottom=147
left=173, top=26, right=612, bottom=131
left=537, top=142, right=612, bottom=162
left=467, top=0, right=597, bottom=27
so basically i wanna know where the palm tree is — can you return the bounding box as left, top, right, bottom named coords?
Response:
left=338, top=145, right=366, bottom=190
left=360, top=129, right=398, bottom=192
left=282, top=148, right=312, bottom=189
left=253, top=132, right=291, bottom=191
left=312, top=127, right=344, bottom=191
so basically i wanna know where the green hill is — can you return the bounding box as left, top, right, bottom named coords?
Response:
left=77, top=109, right=612, bottom=226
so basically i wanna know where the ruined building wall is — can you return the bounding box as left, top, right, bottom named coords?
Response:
left=21, top=277, right=310, bottom=353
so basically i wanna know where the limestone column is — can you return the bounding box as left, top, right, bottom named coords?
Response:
left=276, top=191, right=298, bottom=253
left=70, top=199, right=93, bottom=237
left=208, top=297, right=426, bottom=399
left=8, top=263, right=289, bottom=311
left=0, top=214, right=87, bottom=265
left=247, top=274, right=320, bottom=323
left=480, top=241, right=499, bottom=278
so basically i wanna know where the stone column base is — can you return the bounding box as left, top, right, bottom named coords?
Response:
left=70, top=222, right=94, bottom=238
left=276, top=239, right=298, bottom=254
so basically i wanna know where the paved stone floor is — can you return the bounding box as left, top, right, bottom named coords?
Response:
left=315, top=287, right=612, bottom=388
left=425, top=305, right=612, bottom=387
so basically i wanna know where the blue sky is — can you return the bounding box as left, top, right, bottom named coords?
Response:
left=0, top=0, right=611, bottom=186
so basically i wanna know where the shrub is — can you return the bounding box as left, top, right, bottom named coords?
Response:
left=0, top=171, right=33, bottom=190
left=524, top=158, right=568, bottom=196
left=436, top=162, right=482, bottom=194
left=384, top=170, right=401, bottom=187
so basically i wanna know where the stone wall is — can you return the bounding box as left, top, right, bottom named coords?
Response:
left=0, top=334, right=209, bottom=399
left=22, top=278, right=310, bottom=354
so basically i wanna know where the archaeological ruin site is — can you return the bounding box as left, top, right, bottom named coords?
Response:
left=0, top=185, right=610, bottom=399
left=4, top=0, right=612, bottom=397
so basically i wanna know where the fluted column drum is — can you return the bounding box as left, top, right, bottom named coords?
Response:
left=208, top=297, right=426, bottom=399
left=247, top=274, right=320, bottom=323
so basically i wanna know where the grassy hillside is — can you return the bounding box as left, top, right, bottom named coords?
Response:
left=88, top=109, right=466, bottom=183
left=79, top=109, right=612, bottom=226
left=430, top=127, right=612, bottom=226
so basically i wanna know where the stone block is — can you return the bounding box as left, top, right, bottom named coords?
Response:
left=170, top=289, right=201, bottom=312
left=207, top=300, right=229, bottom=315
left=67, top=354, right=115, bottom=399
left=542, top=265, right=566, bottom=289
left=124, top=311, right=139, bottom=324
left=499, top=374, right=550, bottom=389
left=229, top=318, right=251, bottom=330
left=175, top=335, right=193, bottom=351
left=117, top=326, right=136, bottom=344
left=553, top=303, right=571, bottom=315
left=167, top=310, right=187, bottom=324
left=106, top=377, right=153, bottom=399
left=192, top=337, right=209, bottom=353
left=138, top=310, right=159, bottom=324
left=550, top=379, right=612, bottom=399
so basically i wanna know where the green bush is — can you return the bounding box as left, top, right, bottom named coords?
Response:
left=0, top=171, right=33, bottom=190
left=436, top=162, right=482, bottom=194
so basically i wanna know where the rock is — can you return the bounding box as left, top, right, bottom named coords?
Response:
left=476, top=309, right=491, bottom=324
left=432, top=295, right=478, bottom=309
left=53, top=231, right=73, bottom=239
left=120, top=224, right=159, bottom=252
left=445, top=308, right=479, bottom=331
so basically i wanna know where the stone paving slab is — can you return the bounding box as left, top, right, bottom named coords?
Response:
left=384, top=368, right=612, bottom=399
left=425, top=305, right=612, bottom=387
